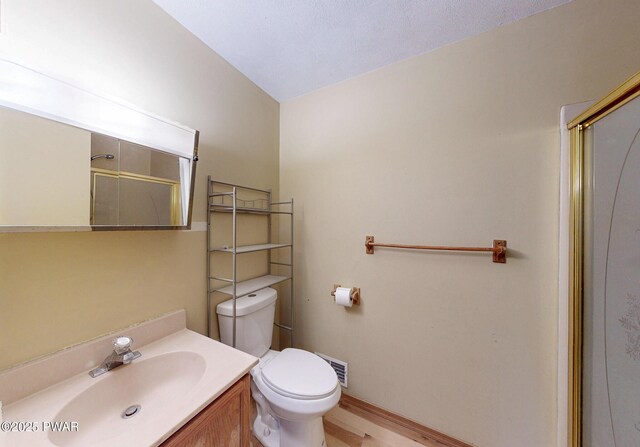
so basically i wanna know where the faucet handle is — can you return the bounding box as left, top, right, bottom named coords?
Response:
left=113, top=336, right=133, bottom=354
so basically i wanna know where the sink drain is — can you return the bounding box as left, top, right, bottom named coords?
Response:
left=122, top=404, right=141, bottom=419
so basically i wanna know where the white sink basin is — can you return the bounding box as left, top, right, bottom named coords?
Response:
left=1, top=328, right=258, bottom=447
left=49, top=351, right=206, bottom=447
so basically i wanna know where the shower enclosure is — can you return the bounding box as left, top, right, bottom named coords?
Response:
left=568, top=72, right=640, bottom=447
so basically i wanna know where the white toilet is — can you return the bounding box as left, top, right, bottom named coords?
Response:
left=217, top=287, right=341, bottom=447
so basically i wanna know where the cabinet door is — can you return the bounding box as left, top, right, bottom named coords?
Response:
left=162, top=374, right=251, bottom=447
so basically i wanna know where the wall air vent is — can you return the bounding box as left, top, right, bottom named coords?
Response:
left=315, top=352, right=348, bottom=387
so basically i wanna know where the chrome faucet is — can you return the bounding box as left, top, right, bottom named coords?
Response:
left=89, top=336, right=141, bottom=378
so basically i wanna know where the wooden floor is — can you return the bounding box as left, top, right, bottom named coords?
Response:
left=251, top=405, right=449, bottom=447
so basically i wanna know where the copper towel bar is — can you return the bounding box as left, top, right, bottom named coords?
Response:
left=364, top=235, right=507, bottom=263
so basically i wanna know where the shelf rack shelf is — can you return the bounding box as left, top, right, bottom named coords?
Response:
left=207, top=177, right=294, bottom=349
left=211, top=274, right=292, bottom=296
left=209, top=243, right=291, bottom=254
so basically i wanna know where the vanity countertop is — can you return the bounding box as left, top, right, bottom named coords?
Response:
left=0, top=312, right=257, bottom=447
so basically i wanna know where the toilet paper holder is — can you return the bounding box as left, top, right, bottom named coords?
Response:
left=330, top=284, right=361, bottom=305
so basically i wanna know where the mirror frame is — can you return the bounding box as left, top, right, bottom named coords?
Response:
left=567, top=70, right=640, bottom=447
left=0, top=57, right=199, bottom=231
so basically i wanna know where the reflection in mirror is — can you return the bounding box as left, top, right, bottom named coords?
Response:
left=0, top=58, right=198, bottom=231
left=0, top=107, right=91, bottom=226
left=90, top=133, right=119, bottom=226
left=90, top=136, right=189, bottom=226
left=0, top=105, right=193, bottom=229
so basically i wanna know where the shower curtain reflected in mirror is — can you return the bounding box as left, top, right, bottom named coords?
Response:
left=582, top=94, right=640, bottom=447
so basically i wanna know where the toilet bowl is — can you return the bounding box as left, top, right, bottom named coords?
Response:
left=251, top=348, right=341, bottom=446
left=217, top=288, right=341, bottom=447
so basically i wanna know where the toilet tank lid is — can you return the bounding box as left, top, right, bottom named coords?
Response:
left=216, top=287, right=277, bottom=317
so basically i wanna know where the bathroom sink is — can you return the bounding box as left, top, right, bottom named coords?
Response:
left=0, top=324, right=258, bottom=447
left=49, top=351, right=206, bottom=447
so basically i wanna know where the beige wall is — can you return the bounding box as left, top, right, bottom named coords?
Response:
left=0, top=0, right=279, bottom=369
left=0, top=108, right=90, bottom=226
left=279, top=0, right=640, bottom=446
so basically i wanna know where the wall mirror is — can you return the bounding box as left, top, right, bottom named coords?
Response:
left=0, top=58, right=199, bottom=231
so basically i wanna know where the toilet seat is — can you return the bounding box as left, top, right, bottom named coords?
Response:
left=253, top=367, right=341, bottom=422
left=260, top=349, right=339, bottom=400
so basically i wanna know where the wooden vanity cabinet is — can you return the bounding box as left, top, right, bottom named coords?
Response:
left=161, top=374, right=251, bottom=447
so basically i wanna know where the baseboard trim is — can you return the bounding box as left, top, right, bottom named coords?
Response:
left=339, top=393, right=474, bottom=447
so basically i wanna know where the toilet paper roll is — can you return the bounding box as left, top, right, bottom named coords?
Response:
left=335, top=287, right=353, bottom=307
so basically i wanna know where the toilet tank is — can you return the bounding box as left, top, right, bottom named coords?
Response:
left=216, top=287, right=277, bottom=358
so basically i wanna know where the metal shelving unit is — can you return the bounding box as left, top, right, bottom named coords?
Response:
left=207, top=177, right=294, bottom=349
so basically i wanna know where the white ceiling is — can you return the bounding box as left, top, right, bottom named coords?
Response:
left=153, top=0, right=572, bottom=102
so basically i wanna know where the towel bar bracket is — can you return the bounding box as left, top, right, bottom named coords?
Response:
left=365, top=235, right=375, bottom=254
left=493, top=240, right=507, bottom=263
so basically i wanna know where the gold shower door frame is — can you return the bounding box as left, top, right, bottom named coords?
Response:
left=567, top=71, right=640, bottom=447
left=91, top=168, right=182, bottom=226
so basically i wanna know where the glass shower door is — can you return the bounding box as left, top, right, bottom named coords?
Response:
left=582, top=94, right=640, bottom=447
